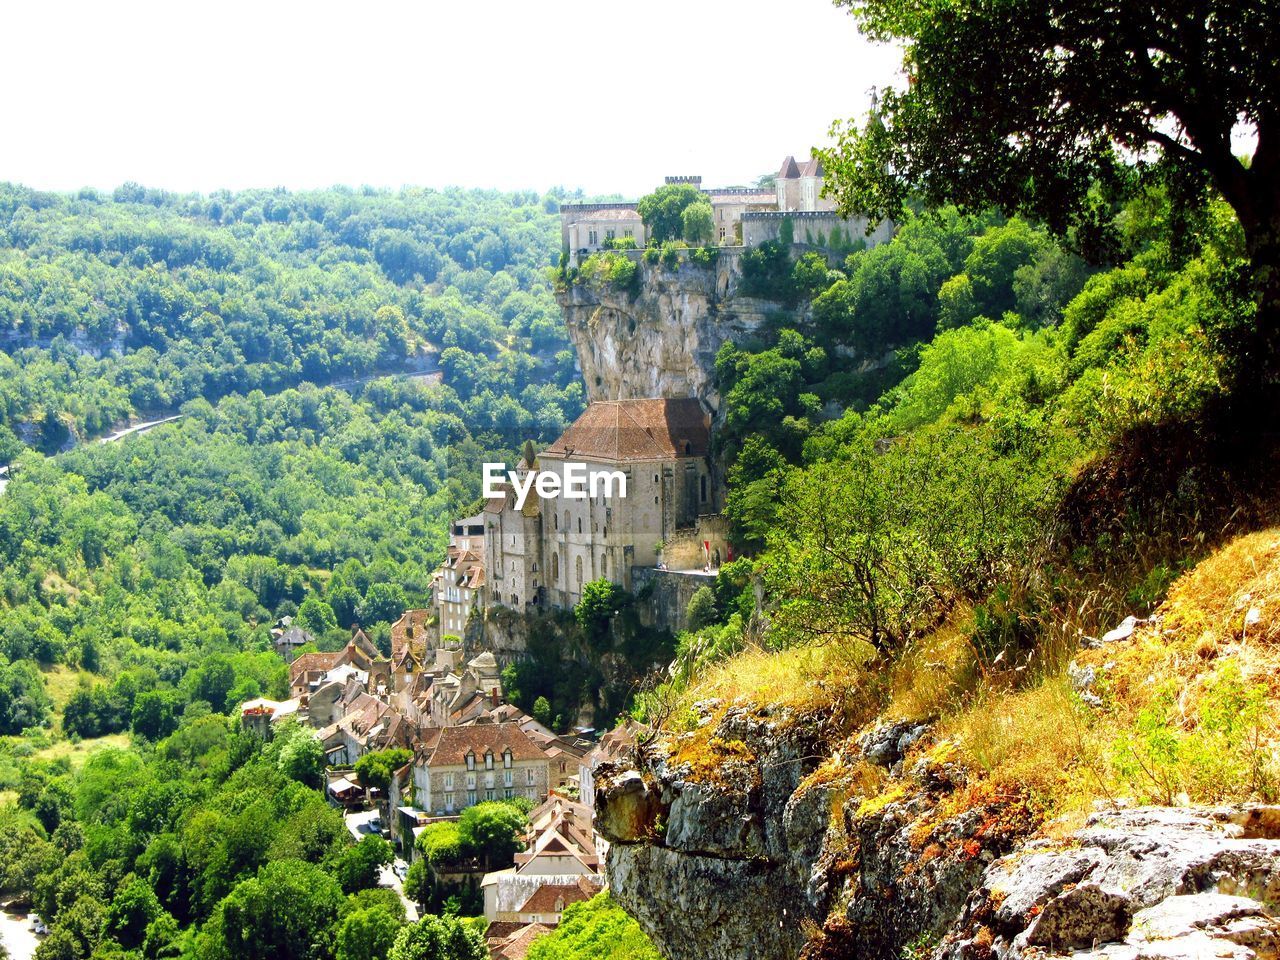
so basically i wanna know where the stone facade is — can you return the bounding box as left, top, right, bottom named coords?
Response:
left=413, top=723, right=550, bottom=816
left=484, top=398, right=719, bottom=612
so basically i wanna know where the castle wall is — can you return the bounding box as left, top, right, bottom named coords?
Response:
left=659, top=514, right=732, bottom=571
left=741, top=211, right=894, bottom=249
left=632, top=567, right=715, bottom=634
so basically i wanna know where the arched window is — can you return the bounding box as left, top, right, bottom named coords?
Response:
left=575, top=555, right=583, bottom=585
left=563, top=511, right=570, bottom=533
left=552, top=553, right=559, bottom=582
left=577, top=517, right=582, bottom=534
left=684, top=441, right=692, bottom=454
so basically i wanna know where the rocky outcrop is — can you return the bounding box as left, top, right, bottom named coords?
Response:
left=943, top=806, right=1280, bottom=960
left=596, top=703, right=838, bottom=960
left=595, top=719, right=1280, bottom=960
left=557, top=251, right=779, bottom=411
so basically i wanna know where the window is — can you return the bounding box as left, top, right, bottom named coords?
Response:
left=466, top=772, right=476, bottom=789
left=443, top=773, right=454, bottom=790
left=504, top=788, right=513, bottom=799
left=575, top=556, right=583, bottom=586
left=503, top=749, right=512, bottom=768
left=485, top=788, right=494, bottom=801
left=467, top=789, right=477, bottom=805
left=484, top=751, right=494, bottom=770
left=445, top=792, right=454, bottom=812
left=588, top=229, right=598, bottom=245
left=601, top=553, right=607, bottom=576
left=485, top=772, right=494, bottom=788
left=465, top=753, right=475, bottom=771
left=504, top=769, right=513, bottom=786
left=526, top=768, right=536, bottom=785
left=552, top=553, right=559, bottom=582
left=577, top=517, right=582, bottom=534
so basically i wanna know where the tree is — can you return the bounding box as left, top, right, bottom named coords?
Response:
left=0, top=657, right=51, bottom=734
left=685, top=586, right=718, bottom=631
left=456, top=802, right=527, bottom=870
left=336, top=907, right=402, bottom=960
left=333, top=837, right=393, bottom=894
left=574, top=579, right=626, bottom=650
left=360, top=583, right=407, bottom=625
left=526, top=893, right=661, bottom=960
left=207, top=859, right=344, bottom=960
left=819, top=0, right=1280, bottom=370
left=297, top=597, right=338, bottom=636
left=681, top=201, right=715, bottom=246
left=105, top=874, right=163, bottom=948
left=132, top=690, right=178, bottom=740
left=353, top=747, right=412, bottom=796
left=636, top=184, right=704, bottom=244
left=276, top=722, right=326, bottom=787
left=531, top=696, right=552, bottom=728
left=387, top=916, right=486, bottom=960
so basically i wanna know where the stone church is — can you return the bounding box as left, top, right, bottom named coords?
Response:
left=483, top=398, right=726, bottom=612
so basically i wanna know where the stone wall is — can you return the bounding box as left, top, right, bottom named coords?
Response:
left=741, top=210, right=894, bottom=249
left=632, top=566, right=715, bottom=634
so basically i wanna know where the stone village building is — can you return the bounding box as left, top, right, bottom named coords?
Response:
left=483, top=397, right=724, bottom=612
left=560, top=155, right=858, bottom=265
left=412, top=722, right=550, bottom=815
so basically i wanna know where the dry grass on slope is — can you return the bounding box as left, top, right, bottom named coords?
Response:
left=662, top=527, right=1280, bottom=815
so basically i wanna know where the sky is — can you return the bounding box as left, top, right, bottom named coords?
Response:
left=3, top=0, right=902, bottom=198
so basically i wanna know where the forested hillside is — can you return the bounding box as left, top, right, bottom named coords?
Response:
left=0, top=183, right=580, bottom=456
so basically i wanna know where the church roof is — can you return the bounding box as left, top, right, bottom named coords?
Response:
left=777, top=155, right=802, bottom=179
left=539, top=398, right=710, bottom=464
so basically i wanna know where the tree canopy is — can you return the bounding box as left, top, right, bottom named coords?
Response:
left=819, top=0, right=1279, bottom=369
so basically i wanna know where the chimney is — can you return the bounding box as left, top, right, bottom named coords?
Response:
left=490, top=687, right=499, bottom=708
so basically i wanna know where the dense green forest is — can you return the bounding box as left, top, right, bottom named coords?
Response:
left=0, top=182, right=582, bottom=457
left=0, top=183, right=592, bottom=959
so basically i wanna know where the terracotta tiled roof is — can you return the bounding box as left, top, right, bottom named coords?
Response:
left=777, top=155, right=801, bottom=179
left=491, top=922, right=553, bottom=960
left=484, top=921, right=525, bottom=942
left=540, top=399, right=710, bottom=463
left=425, top=722, right=548, bottom=767
left=289, top=652, right=340, bottom=684
left=517, top=877, right=601, bottom=915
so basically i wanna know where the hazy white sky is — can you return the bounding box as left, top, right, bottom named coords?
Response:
left=4, top=0, right=901, bottom=197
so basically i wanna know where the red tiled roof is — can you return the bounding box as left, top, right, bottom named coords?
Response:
left=540, top=399, right=709, bottom=463
left=289, top=652, right=340, bottom=684
left=425, top=722, right=548, bottom=767
left=517, top=877, right=601, bottom=915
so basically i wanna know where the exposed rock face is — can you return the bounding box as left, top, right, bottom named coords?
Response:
left=595, top=705, right=837, bottom=960
left=556, top=251, right=779, bottom=410
left=944, top=806, right=1280, bottom=960
left=596, top=721, right=1280, bottom=960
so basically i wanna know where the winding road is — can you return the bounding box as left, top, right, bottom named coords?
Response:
left=0, top=363, right=442, bottom=497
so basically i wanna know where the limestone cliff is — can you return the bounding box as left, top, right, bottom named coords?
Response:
left=595, top=707, right=1280, bottom=960
left=556, top=250, right=781, bottom=411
